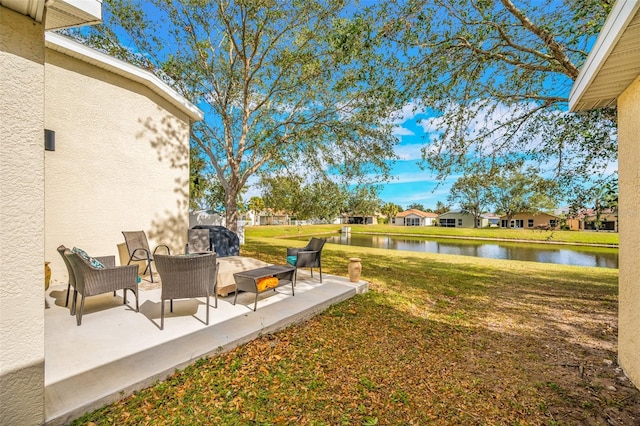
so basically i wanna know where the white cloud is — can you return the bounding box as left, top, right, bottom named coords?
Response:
left=393, top=144, right=422, bottom=160
left=390, top=102, right=423, bottom=124
left=418, top=100, right=550, bottom=155
left=392, top=126, right=416, bottom=137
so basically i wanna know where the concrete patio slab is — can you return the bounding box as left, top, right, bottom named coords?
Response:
left=44, top=269, right=367, bottom=425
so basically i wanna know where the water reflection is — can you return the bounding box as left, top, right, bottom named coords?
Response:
left=325, top=234, right=618, bottom=269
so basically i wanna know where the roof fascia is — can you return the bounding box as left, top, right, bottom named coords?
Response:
left=45, top=32, right=204, bottom=122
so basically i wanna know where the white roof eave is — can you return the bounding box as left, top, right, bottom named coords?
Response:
left=45, top=32, right=204, bottom=122
left=569, top=0, right=640, bottom=111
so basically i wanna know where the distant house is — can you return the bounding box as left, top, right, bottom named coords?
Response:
left=342, top=214, right=378, bottom=225
left=437, top=211, right=487, bottom=228
left=584, top=210, right=618, bottom=232
left=391, top=209, right=438, bottom=226
left=257, top=210, right=290, bottom=225
left=563, top=209, right=618, bottom=232
left=483, top=213, right=501, bottom=227
left=499, top=213, right=560, bottom=230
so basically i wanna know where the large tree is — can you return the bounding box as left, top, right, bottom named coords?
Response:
left=492, top=167, right=559, bottom=222
left=448, top=171, right=494, bottom=228
left=77, top=0, right=401, bottom=231
left=379, top=0, right=616, bottom=195
left=346, top=185, right=382, bottom=220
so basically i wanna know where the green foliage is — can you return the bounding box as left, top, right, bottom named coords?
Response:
left=189, top=143, right=211, bottom=211
left=260, top=175, right=306, bottom=217
left=380, top=202, right=401, bottom=220
left=406, top=203, right=425, bottom=211
left=260, top=175, right=349, bottom=221
left=448, top=170, right=494, bottom=227
left=379, top=0, right=617, bottom=196
left=492, top=167, right=559, bottom=220
left=346, top=185, right=382, bottom=217
left=435, top=200, right=450, bottom=214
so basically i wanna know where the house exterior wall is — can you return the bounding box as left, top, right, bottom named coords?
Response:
left=499, top=213, right=559, bottom=229
left=404, top=214, right=422, bottom=226
left=438, top=212, right=476, bottom=228
left=44, top=48, right=191, bottom=284
left=584, top=213, right=618, bottom=231
left=391, top=217, right=404, bottom=226
left=0, top=7, right=46, bottom=425
left=618, top=74, right=640, bottom=388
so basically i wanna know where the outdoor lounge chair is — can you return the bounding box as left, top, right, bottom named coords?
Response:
left=154, top=253, right=218, bottom=330
left=286, top=237, right=326, bottom=283
left=192, top=225, right=240, bottom=257
left=122, top=231, right=171, bottom=283
left=63, top=249, right=139, bottom=325
left=186, top=228, right=212, bottom=254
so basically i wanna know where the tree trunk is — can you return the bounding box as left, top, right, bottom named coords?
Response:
left=225, top=190, right=239, bottom=233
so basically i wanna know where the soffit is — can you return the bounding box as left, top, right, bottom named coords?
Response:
left=0, top=0, right=101, bottom=29
left=570, top=0, right=640, bottom=111
left=44, top=0, right=102, bottom=30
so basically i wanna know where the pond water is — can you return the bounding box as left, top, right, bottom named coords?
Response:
left=297, top=233, right=619, bottom=269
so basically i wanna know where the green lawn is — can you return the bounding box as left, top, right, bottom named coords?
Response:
left=246, top=223, right=619, bottom=246
left=72, top=232, right=638, bottom=425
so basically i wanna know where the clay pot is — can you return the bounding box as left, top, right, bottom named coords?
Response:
left=348, top=257, right=362, bottom=283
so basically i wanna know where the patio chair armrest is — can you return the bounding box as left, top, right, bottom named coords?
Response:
left=130, top=247, right=151, bottom=262
left=297, top=249, right=319, bottom=256
left=83, top=264, right=139, bottom=294
left=153, top=245, right=171, bottom=256
left=287, top=247, right=303, bottom=256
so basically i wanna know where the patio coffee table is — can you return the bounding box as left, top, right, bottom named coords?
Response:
left=233, top=265, right=296, bottom=311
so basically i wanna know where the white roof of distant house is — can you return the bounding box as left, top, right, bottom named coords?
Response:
left=569, top=0, right=640, bottom=111
left=481, top=213, right=500, bottom=219
left=396, top=209, right=438, bottom=218
left=45, top=32, right=204, bottom=122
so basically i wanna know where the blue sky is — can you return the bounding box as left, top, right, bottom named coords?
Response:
left=376, top=109, right=455, bottom=210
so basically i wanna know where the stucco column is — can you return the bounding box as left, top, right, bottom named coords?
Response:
left=618, top=75, right=640, bottom=389
left=0, top=6, right=46, bottom=425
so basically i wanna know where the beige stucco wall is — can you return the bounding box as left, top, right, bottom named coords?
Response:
left=618, top=74, right=640, bottom=388
left=0, top=6, right=46, bottom=425
left=500, top=213, right=559, bottom=229
left=438, top=212, right=477, bottom=228
left=44, top=48, right=191, bottom=286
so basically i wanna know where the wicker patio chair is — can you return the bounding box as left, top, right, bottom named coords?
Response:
left=57, top=245, right=116, bottom=311
left=122, top=231, right=171, bottom=283
left=286, top=237, right=326, bottom=283
left=186, top=228, right=212, bottom=254
left=63, top=249, right=139, bottom=325
left=154, top=253, right=218, bottom=330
